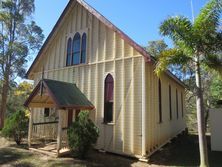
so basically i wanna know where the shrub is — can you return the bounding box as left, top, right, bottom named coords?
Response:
left=67, top=111, right=99, bottom=159
left=2, top=110, right=29, bottom=145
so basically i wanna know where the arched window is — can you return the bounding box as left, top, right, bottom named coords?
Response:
left=81, top=33, right=87, bottom=64
left=169, top=85, right=172, bottom=120
left=104, top=74, right=114, bottom=123
left=66, top=38, right=72, bottom=66
left=176, top=89, right=179, bottom=119
left=181, top=92, right=184, bottom=117
left=72, top=33, right=81, bottom=65
left=158, top=79, right=162, bottom=123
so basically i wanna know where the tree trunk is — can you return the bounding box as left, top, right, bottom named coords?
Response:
left=195, top=56, right=209, bottom=167
left=0, top=69, right=10, bottom=129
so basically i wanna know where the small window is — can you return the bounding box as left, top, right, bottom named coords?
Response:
left=158, top=79, right=162, bottom=123
left=81, top=33, right=87, bottom=64
left=169, top=85, right=172, bottom=120
left=104, top=74, right=114, bottom=123
left=176, top=89, right=179, bottom=119
left=44, top=108, right=50, bottom=117
left=181, top=92, right=184, bottom=117
left=66, top=38, right=72, bottom=66
left=72, top=33, right=81, bottom=65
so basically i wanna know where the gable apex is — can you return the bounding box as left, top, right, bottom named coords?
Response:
left=26, top=0, right=151, bottom=78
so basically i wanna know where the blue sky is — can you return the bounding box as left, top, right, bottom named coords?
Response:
left=21, top=0, right=208, bottom=83
left=34, top=0, right=208, bottom=48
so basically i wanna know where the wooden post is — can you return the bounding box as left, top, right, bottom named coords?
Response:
left=28, top=108, right=33, bottom=148
left=57, top=109, right=62, bottom=157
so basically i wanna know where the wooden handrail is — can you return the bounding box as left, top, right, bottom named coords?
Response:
left=33, top=121, right=58, bottom=125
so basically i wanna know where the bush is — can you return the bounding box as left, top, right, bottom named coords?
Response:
left=67, top=111, right=99, bottom=159
left=2, top=110, right=29, bottom=145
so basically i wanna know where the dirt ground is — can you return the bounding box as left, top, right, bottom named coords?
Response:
left=0, top=133, right=221, bottom=167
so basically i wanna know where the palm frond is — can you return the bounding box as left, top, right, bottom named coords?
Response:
left=203, top=54, right=222, bottom=75
left=155, top=48, right=192, bottom=76
left=193, top=0, right=222, bottom=39
left=159, top=16, right=195, bottom=51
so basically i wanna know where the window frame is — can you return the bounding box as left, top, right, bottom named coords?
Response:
left=169, top=84, right=172, bottom=120
left=104, top=74, right=114, bottom=124
left=176, top=89, right=179, bottom=119
left=65, top=31, right=88, bottom=67
left=72, top=32, right=81, bottom=65
left=181, top=92, right=184, bottom=117
left=80, top=33, right=87, bottom=64
left=66, top=38, right=72, bottom=66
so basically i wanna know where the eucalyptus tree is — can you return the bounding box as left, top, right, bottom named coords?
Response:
left=155, top=0, right=222, bottom=166
left=0, top=0, right=44, bottom=128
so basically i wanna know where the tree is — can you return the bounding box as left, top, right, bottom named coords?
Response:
left=67, top=111, right=99, bottom=159
left=7, top=81, right=32, bottom=117
left=0, top=0, right=44, bottom=128
left=146, top=40, right=168, bottom=58
left=155, top=0, right=222, bottom=166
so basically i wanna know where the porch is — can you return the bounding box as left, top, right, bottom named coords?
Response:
left=24, top=79, right=95, bottom=157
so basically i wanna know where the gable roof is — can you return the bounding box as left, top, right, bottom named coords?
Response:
left=24, top=79, right=94, bottom=110
left=26, top=0, right=186, bottom=88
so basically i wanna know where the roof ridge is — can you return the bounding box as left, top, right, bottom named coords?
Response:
left=43, top=79, right=75, bottom=86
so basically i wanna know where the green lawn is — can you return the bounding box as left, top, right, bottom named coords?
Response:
left=0, top=133, right=221, bottom=167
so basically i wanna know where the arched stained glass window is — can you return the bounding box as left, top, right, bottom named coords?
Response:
left=104, top=74, right=114, bottom=123
left=72, top=33, right=81, bottom=65
left=81, top=33, right=87, bottom=64
left=66, top=38, right=72, bottom=66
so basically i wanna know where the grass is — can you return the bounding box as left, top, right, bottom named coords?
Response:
left=0, top=132, right=222, bottom=167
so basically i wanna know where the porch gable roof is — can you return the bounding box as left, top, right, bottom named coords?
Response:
left=24, top=79, right=94, bottom=110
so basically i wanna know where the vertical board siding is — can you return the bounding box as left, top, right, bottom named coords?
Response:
left=145, top=64, right=186, bottom=155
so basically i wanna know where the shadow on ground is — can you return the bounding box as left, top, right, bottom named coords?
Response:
left=0, top=134, right=222, bottom=167
left=148, top=134, right=222, bottom=167
left=0, top=147, right=33, bottom=165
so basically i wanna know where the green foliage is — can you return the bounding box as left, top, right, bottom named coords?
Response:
left=156, top=0, right=222, bottom=76
left=210, top=74, right=222, bottom=105
left=145, top=40, right=168, bottom=58
left=7, top=81, right=33, bottom=117
left=67, top=111, right=99, bottom=159
left=2, top=110, right=29, bottom=145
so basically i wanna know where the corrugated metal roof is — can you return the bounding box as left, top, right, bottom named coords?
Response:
left=24, top=79, right=94, bottom=110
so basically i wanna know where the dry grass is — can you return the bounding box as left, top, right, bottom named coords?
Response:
left=0, top=133, right=221, bottom=167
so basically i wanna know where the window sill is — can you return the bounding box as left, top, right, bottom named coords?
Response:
left=102, top=122, right=115, bottom=126
left=65, top=63, right=87, bottom=67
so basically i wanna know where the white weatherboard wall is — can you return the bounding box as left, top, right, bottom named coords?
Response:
left=210, top=108, right=222, bottom=151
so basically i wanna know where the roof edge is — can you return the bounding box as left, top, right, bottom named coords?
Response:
left=25, top=0, right=74, bottom=78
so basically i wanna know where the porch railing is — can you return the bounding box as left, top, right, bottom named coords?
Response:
left=32, top=121, right=58, bottom=140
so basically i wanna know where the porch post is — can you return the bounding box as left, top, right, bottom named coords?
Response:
left=28, top=108, right=33, bottom=148
left=57, top=109, right=62, bottom=156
